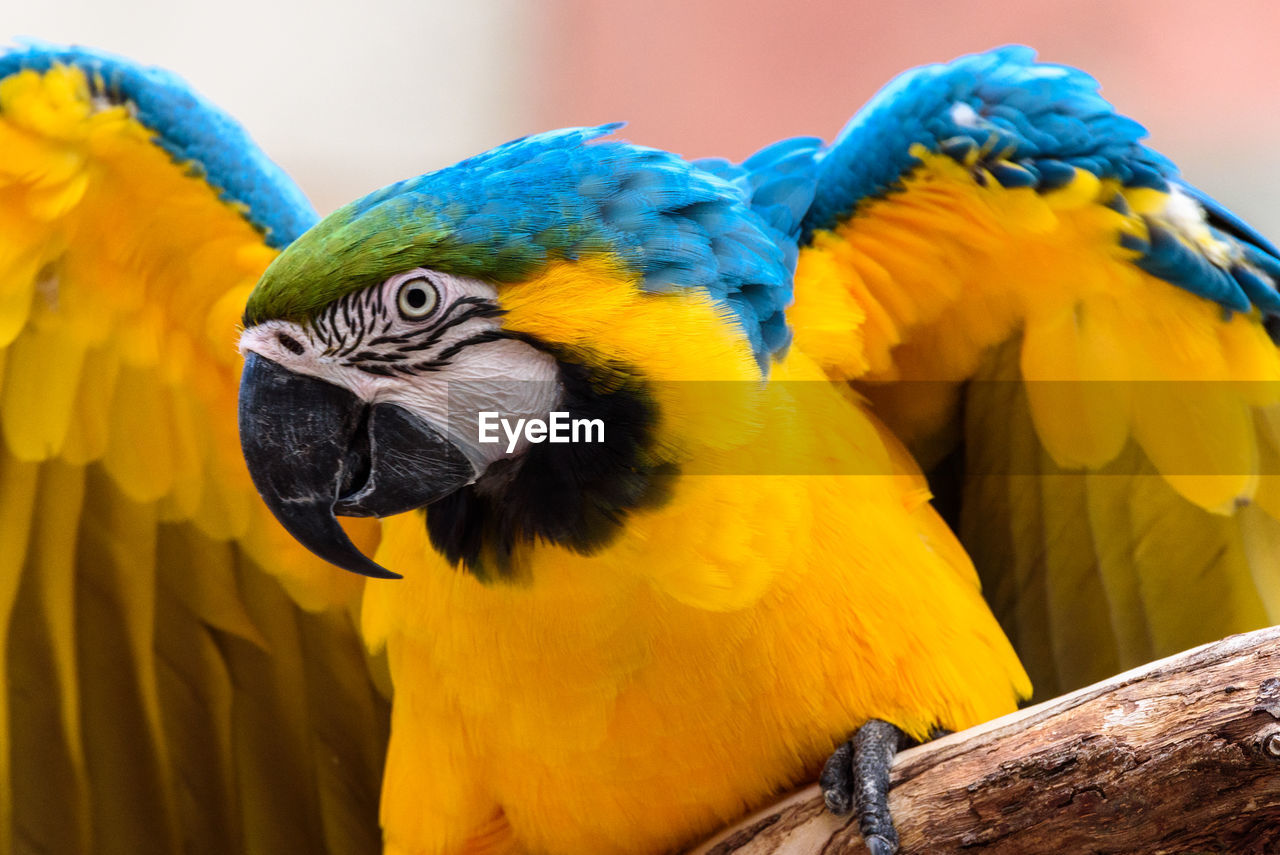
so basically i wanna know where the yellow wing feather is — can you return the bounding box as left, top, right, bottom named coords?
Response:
left=0, top=64, right=387, bottom=853
left=793, top=151, right=1280, bottom=695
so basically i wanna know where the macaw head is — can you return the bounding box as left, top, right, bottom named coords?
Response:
left=237, top=125, right=808, bottom=579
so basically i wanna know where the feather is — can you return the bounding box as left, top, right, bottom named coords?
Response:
left=0, top=451, right=38, bottom=849
left=1, top=321, right=88, bottom=460
left=0, top=49, right=386, bottom=855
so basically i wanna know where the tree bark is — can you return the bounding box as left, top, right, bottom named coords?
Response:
left=690, top=625, right=1280, bottom=855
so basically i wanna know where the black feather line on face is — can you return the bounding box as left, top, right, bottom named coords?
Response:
left=406, top=359, right=451, bottom=372
left=366, top=332, right=413, bottom=346
left=346, top=350, right=409, bottom=364
left=434, top=329, right=512, bottom=362
left=340, top=298, right=355, bottom=340
left=424, top=338, right=675, bottom=581
left=395, top=300, right=506, bottom=353
left=310, top=290, right=504, bottom=369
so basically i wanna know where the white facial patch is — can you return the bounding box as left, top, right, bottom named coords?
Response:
left=239, top=269, right=562, bottom=476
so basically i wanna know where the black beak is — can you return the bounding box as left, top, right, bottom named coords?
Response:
left=238, top=352, right=474, bottom=579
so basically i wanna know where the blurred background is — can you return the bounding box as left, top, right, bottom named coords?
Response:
left=9, top=0, right=1280, bottom=234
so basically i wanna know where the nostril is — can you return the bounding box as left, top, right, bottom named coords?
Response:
left=277, top=333, right=305, bottom=355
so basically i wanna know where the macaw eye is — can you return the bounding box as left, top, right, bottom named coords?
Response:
left=397, top=275, right=440, bottom=320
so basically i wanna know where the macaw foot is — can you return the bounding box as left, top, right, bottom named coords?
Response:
left=819, top=719, right=906, bottom=855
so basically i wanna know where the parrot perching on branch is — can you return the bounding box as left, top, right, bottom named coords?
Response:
left=5, top=41, right=1280, bottom=855
left=235, top=121, right=1031, bottom=855
left=235, top=45, right=1280, bottom=854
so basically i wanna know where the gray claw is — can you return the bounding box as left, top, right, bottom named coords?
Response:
left=865, top=832, right=897, bottom=855
left=823, top=787, right=852, bottom=816
left=819, top=739, right=854, bottom=815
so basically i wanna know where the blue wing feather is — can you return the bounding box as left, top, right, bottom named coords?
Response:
left=788, top=45, right=1280, bottom=321
left=338, top=124, right=802, bottom=369
left=799, top=45, right=1174, bottom=236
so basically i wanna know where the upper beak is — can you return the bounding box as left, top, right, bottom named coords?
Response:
left=237, top=352, right=475, bottom=579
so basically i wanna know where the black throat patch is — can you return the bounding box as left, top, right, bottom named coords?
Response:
left=424, top=343, right=676, bottom=581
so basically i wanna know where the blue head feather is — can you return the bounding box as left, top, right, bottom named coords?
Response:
left=254, top=124, right=800, bottom=370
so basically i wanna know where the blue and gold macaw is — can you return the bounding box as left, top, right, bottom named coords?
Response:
left=3, top=41, right=1279, bottom=855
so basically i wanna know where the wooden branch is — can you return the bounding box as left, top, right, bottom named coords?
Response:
left=690, top=625, right=1280, bottom=855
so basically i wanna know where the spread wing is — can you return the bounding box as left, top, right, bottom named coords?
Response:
left=786, top=46, right=1280, bottom=697
left=0, top=45, right=386, bottom=853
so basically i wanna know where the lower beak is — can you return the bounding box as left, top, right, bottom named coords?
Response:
left=237, top=352, right=474, bottom=579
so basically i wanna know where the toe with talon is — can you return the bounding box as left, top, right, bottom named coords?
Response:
left=821, top=718, right=905, bottom=854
